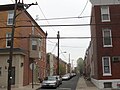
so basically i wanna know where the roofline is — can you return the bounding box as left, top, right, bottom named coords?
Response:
left=0, top=3, right=46, bottom=36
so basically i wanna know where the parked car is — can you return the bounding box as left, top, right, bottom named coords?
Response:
left=54, top=75, right=62, bottom=85
left=41, top=76, right=59, bottom=88
left=62, top=73, right=71, bottom=80
left=70, top=73, right=76, bottom=78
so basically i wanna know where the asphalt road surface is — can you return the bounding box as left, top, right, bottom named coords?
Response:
left=37, top=75, right=79, bottom=90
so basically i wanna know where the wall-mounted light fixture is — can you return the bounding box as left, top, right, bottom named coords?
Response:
left=21, top=63, right=23, bottom=67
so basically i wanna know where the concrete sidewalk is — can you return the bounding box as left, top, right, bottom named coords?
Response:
left=1, top=76, right=115, bottom=90
left=0, top=76, right=98, bottom=90
left=0, top=84, right=40, bottom=90
left=76, top=76, right=99, bottom=90
left=76, top=76, right=119, bottom=90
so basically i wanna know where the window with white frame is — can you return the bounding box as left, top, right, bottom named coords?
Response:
left=102, top=29, right=112, bottom=47
left=6, top=33, right=12, bottom=48
left=101, top=6, right=110, bottom=22
left=32, top=40, right=37, bottom=50
left=32, top=22, right=35, bottom=35
left=102, top=56, right=111, bottom=76
left=38, top=39, right=41, bottom=47
left=7, top=10, right=14, bottom=25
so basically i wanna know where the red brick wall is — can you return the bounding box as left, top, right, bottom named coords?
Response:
left=0, top=8, right=46, bottom=86
left=91, top=5, right=120, bottom=80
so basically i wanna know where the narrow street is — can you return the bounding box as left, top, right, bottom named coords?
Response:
left=38, top=75, right=79, bottom=90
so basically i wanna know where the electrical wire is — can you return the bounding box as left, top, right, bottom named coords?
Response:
left=59, top=49, right=67, bottom=59
left=1, top=36, right=120, bottom=40
left=35, top=16, right=91, bottom=21
left=0, top=23, right=119, bottom=28
left=10, top=0, right=14, bottom=3
left=48, top=43, right=87, bottom=49
left=34, top=0, right=56, bottom=32
left=78, top=0, right=88, bottom=17
left=51, top=43, right=57, bottom=53
left=48, top=40, right=57, bottom=44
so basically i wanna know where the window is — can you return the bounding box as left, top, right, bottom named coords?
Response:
left=102, top=29, right=112, bottom=47
left=101, top=6, right=110, bottom=22
left=104, top=82, right=112, bottom=88
left=102, top=57, right=111, bottom=76
left=6, top=33, right=12, bottom=48
left=32, top=40, right=37, bottom=50
left=32, top=22, right=35, bottom=35
left=7, top=10, right=14, bottom=25
left=38, top=39, right=41, bottom=47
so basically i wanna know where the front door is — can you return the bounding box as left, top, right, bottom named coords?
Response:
left=11, top=67, right=15, bottom=85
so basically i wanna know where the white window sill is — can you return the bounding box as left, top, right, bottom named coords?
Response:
left=103, top=73, right=112, bottom=76
left=103, top=45, right=112, bottom=47
left=102, top=20, right=110, bottom=22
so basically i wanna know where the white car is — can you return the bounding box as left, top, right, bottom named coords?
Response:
left=62, top=74, right=71, bottom=80
left=41, top=76, right=59, bottom=88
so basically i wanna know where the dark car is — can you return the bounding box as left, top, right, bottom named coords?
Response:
left=41, top=76, right=59, bottom=88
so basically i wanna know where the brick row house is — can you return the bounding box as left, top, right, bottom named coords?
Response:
left=0, top=3, right=47, bottom=87
left=84, top=0, right=120, bottom=89
left=46, top=53, right=68, bottom=76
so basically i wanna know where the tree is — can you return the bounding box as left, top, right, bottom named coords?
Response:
left=59, top=64, right=66, bottom=75
left=77, top=58, right=84, bottom=75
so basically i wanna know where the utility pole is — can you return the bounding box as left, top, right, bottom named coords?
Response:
left=57, top=31, right=60, bottom=75
left=7, top=1, right=37, bottom=90
left=69, top=53, right=71, bottom=73
left=7, top=0, right=17, bottom=90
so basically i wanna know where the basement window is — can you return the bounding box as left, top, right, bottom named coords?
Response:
left=104, top=82, right=112, bottom=88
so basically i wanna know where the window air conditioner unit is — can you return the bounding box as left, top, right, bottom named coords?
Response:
left=112, top=56, right=120, bottom=62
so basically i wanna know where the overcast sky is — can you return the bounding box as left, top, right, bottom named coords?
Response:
left=1, top=0, right=92, bottom=66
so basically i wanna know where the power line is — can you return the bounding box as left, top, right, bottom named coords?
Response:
left=1, top=13, right=120, bottom=22
left=10, top=0, right=14, bottom=3
left=48, top=40, right=57, bottom=43
left=0, top=16, right=90, bottom=23
left=1, top=20, right=120, bottom=28
left=34, top=0, right=56, bottom=32
left=0, top=23, right=119, bottom=28
left=1, top=36, right=120, bottom=40
left=35, top=16, right=91, bottom=21
left=51, top=43, right=57, bottom=53
left=78, top=0, right=88, bottom=17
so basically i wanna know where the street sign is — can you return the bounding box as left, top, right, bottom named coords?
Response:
left=30, top=63, right=36, bottom=70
